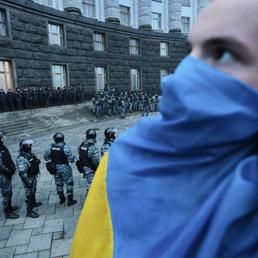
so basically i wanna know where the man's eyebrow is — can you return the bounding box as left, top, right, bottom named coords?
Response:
left=202, top=36, right=253, bottom=60
left=203, top=37, right=245, bottom=48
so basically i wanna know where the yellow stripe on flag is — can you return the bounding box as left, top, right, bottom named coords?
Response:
left=70, top=154, right=113, bottom=258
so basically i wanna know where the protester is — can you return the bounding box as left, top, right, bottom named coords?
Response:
left=70, top=0, right=258, bottom=257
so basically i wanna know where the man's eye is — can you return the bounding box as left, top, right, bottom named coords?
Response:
left=213, top=50, right=236, bottom=65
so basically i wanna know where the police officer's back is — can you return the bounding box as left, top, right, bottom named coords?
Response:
left=77, top=129, right=99, bottom=195
left=0, top=131, right=19, bottom=219
left=44, top=133, right=77, bottom=206
left=17, top=139, right=41, bottom=218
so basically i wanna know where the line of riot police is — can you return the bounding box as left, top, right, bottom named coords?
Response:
left=92, top=86, right=160, bottom=119
left=0, top=127, right=118, bottom=219
left=0, top=87, right=87, bottom=113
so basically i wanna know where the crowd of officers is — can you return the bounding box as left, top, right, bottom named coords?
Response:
left=92, top=87, right=159, bottom=119
left=0, top=87, right=87, bottom=112
left=0, top=128, right=118, bottom=219
left=0, top=86, right=160, bottom=118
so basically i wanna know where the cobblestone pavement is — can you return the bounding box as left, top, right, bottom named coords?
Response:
left=0, top=111, right=157, bottom=258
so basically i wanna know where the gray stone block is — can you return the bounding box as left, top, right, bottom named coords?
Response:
left=43, top=219, right=64, bottom=233
left=0, top=225, right=13, bottom=240
left=15, top=244, right=28, bottom=255
left=38, top=250, right=51, bottom=258
left=50, top=238, right=72, bottom=257
left=0, top=246, right=16, bottom=257
left=5, top=217, right=26, bottom=227
left=6, top=229, right=32, bottom=247
left=0, top=240, right=7, bottom=248
left=27, top=233, right=52, bottom=253
left=14, top=252, right=39, bottom=258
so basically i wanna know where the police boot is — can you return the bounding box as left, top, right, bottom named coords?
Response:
left=58, top=192, right=66, bottom=205
left=67, top=194, right=77, bottom=207
left=4, top=207, right=19, bottom=219
left=27, top=196, right=39, bottom=218
left=9, top=193, right=19, bottom=211
left=32, top=194, right=42, bottom=207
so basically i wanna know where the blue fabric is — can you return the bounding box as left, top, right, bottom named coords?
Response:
left=107, top=56, right=258, bottom=258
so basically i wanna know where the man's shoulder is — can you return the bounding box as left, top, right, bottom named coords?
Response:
left=17, top=154, right=29, bottom=162
left=64, top=144, right=73, bottom=153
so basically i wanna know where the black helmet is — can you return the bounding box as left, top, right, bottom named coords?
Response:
left=86, top=129, right=97, bottom=143
left=53, top=132, right=64, bottom=143
left=104, top=127, right=118, bottom=141
left=19, top=139, right=33, bottom=153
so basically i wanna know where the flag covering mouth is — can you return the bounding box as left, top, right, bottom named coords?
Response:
left=70, top=56, right=258, bottom=258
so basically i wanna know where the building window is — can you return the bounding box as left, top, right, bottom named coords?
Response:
left=0, top=9, right=7, bottom=37
left=51, top=65, right=67, bottom=88
left=160, top=69, right=169, bottom=81
left=95, top=67, right=107, bottom=91
left=120, top=5, right=130, bottom=26
left=152, top=12, right=161, bottom=31
left=182, top=16, right=190, bottom=33
left=48, top=23, right=64, bottom=46
left=182, top=0, right=191, bottom=7
left=93, top=32, right=105, bottom=51
left=82, top=0, right=96, bottom=18
left=160, top=42, right=169, bottom=57
left=129, top=39, right=139, bottom=55
left=130, top=69, right=140, bottom=91
left=0, top=61, right=13, bottom=91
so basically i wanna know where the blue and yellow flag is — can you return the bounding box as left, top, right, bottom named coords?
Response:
left=70, top=57, right=258, bottom=258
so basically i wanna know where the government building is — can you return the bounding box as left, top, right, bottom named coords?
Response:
left=0, top=0, right=209, bottom=96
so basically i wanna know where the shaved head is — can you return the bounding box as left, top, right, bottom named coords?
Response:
left=189, top=0, right=258, bottom=88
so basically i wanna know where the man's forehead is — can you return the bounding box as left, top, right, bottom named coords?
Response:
left=189, top=0, right=258, bottom=45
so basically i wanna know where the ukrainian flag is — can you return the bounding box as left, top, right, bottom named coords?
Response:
left=70, top=57, right=258, bottom=258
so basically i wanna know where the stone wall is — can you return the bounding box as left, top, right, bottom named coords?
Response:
left=0, top=0, right=187, bottom=95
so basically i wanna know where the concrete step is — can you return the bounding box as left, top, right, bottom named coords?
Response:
left=1, top=102, right=144, bottom=144
left=0, top=103, right=96, bottom=141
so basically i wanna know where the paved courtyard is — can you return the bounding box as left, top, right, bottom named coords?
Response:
left=0, top=108, right=156, bottom=258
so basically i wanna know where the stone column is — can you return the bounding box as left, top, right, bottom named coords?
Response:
left=138, top=0, right=152, bottom=31
left=64, top=0, right=82, bottom=15
left=105, top=0, right=120, bottom=24
left=198, top=0, right=210, bottom=15
left=168, top=0, right=182, bottom=33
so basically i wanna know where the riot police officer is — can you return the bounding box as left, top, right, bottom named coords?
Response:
left=43, top=133, right=77, bottom=206
left=77, top=129, right=99, bottom=196
left=0, top=131, right=19, bottom=219
left=16, top=139, right=42, bottom=218
left=101, top=128, right=118, bottom=156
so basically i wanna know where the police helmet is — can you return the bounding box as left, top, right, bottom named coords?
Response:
left=104, top=127, right=118, bottom=140
left=19, top=139, right=33, bottom=147
left=86, top=129, right=97, bottom=143
left=53, top=132, right=64, bottom=143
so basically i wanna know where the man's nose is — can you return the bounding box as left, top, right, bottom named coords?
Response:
left=190, top=47, right=203, bottom=59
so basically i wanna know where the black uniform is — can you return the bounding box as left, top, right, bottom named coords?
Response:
left=0, top=144, right=18, bottom=218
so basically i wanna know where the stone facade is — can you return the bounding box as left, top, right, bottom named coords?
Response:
left=168, top=0, right=182, bottom=32
left=64, top=0, right=82, bottom=14
left=104, top=0, right=120, bottom=23
left=138, top=0, right=152, bottom=30
left=0, top=0, right=188, bottom=96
